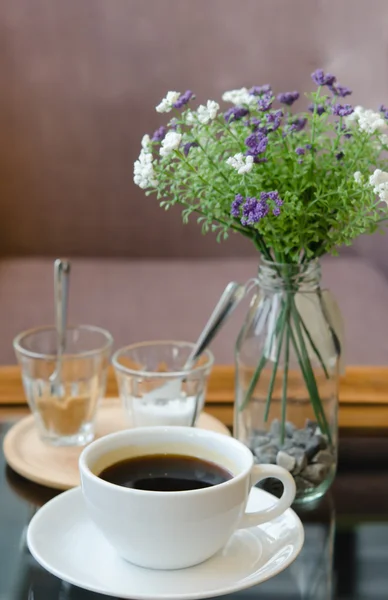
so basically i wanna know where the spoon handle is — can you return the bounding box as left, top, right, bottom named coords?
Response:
left=54, top=259, right=71, bottom=356
left=184, top=281, right=245, bottom=370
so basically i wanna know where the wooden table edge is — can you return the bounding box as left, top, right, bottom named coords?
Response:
left=1, top=364, right=388, bottom=429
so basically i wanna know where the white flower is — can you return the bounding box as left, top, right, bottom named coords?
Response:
left=155, top=91, right=180, bottom=113
left=185, top=110, right=195, bottom=125
left=160, top=131, right=182, bottom=157
left=369, top=169, right=388, bottom=205
left=141, top=134, right=151, bottom=150
left=222, top=87, right=257, bottom=106
left=369, top=169, right=388, bottom=188
left=186, top=100, right=220, bottom=126
left=134, top=149, right=157, bottom=189
left=345, top=105, right=363, bottom=124
left=380, top=133, right=388, bottom=146
left=197, top=100, right=219, bottom=124
left=226, top=153, right=254, bottom=175
left=353, top=171, right=362, bottom=184
left=346, top=105, right=387, bottom=134
left=359, top=110, right=386, bottom=134
left=375, top=183, right=388, bottom=204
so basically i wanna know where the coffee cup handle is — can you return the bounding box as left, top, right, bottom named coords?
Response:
left=238, top=464, right=296, bottom=528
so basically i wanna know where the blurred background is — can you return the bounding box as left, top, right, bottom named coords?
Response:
left=1, top=0, right=388, bottom=364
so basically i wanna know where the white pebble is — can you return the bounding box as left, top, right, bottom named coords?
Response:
left=276, top=451, right=296, bottom=472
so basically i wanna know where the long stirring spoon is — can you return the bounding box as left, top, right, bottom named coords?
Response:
left=185, top=281, right=245, bottom=425
left=146, top=281, right=245, bottom=402
left=49, top=259, right=71, bottom=396
left=184, top=281, right=246, bottom=370
left=132, top=281, right=246, bottom=426
left=134, top=280, right=246, bottom=424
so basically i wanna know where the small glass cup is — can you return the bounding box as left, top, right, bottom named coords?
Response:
left=14, top=325, right=113, bottom=446
left=112, top=341, right=214, bottom=428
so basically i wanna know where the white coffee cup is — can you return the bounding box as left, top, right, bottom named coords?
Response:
left=79, top=426, right=296, bottom=570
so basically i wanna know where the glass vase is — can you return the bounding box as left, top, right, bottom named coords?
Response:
left=234, top=260, right=341, bottom=504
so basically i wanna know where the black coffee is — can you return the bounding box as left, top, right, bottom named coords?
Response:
left=98, top=453, right=233, bottom=492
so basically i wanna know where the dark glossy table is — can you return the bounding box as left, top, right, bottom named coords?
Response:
left=1, top=417, right=388, bottom=600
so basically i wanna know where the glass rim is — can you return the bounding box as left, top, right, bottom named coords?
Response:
left=13, top=324, right=114, bottom=360
left=112, top=340, right=214, bottom=379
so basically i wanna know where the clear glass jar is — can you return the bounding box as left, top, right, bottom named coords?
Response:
left=234, top=260, right=341, bottom=504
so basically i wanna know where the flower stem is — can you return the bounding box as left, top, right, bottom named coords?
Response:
left=239, top=296, right=285, bottom=412
left=310, top=86, right=322, bottom=148
left=253, top=235, right=272, bottom=262
left=287, top=321, right=325, bottom=433
left=298, top=309, right=330, bottom=379
left=216, top=116, right=246, bottom=151
left=289, top=296, right=332, bottom=443
left=281, top=309, right=290, bottom=445
left=192, top=137, right=232, bottom=186
left=175, top=150, right=226, bottom=197
left=263, top=303, right=288, bottom=421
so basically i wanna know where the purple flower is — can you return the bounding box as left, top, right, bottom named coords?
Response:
left=295, top=147, right=305, bottom=156
left=379, top=104, right=388, bottom=120
left=332, top=103, right=354, bottom=117
left=248, top=117, right=268, bottom=133
left=183, top=141, right=199, bottom=156
left=224, top=106, right=249, bottom=123
left=173, top=90, right=194, bottom=109
left=283, top=117, right=307, bottom=137
left=336, top=151, right=344, bottom=160
left=308, top=103, right=326, bottom=116
left=277, top=91, right=300, bottom=106
left=257, top=191, right=283, bottom=217
left=169, top=118, right=178, bottom=131
left=266, top=110, right=283, bottom=131
left=305, top=143, right=312, bottom=150
left=264, top=191, right=283, bottom=206
left=151, top=126, right=167, bottom=142
left=248, top=140, right=268, bottom=156
left=254, top=156, right=268, bottom=164
left=329, top=84, right=352, bottom=97
left=245, top=131, right=268, bottom=157
left=311, top=69, right=336, bottom=86
left=231, top=193, right=244, bottom=218
left=257, top=93, right=273, bottom=111
left=241, top=197, right=269, bottom=225
left=341, top=124, right=352, bottom=139
left=249, top=85, right=271, bottom=96
left=245, top=133, right=259, bottom=148
left=289, top=117, right=307, bottom=132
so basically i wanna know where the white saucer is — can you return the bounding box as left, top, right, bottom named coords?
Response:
left=27, top=486, right=304, bottom=600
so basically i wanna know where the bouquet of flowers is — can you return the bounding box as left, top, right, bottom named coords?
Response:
left=134, top=70, right=388, bottom=443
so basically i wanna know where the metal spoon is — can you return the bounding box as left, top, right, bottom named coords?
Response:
left=185, top=281, right=246, bottom=425
left=131, top=281, right=246, bottom=426
left=184, top=281, right=246, bottom=371
left=49, top=259, right=71, bottom=395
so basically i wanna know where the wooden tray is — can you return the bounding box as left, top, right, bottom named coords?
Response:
left=3, top=398, right=230, bottom=490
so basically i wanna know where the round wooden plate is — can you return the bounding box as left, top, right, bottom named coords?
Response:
left=3, top=399, right=230, bottom=490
